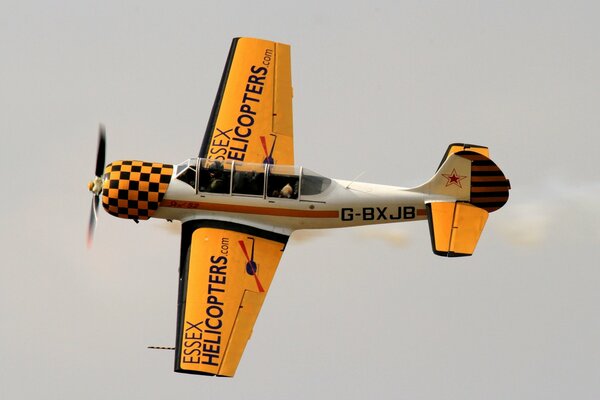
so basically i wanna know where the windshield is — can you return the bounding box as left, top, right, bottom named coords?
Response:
left=175, top=159, right=197, bottom=189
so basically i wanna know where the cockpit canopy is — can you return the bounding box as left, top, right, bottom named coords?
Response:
left=175, top=158, right=331, bottom=199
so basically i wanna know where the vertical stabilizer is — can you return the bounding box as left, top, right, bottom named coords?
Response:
left=415, top=146, right=510, bottom=213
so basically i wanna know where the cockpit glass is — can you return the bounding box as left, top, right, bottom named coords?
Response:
left=175, top=162, right=186, bottom=176
left=177, top=159, right=331, bottom=199
left=199, top=159, right=232, bottom=194
left=267, top=165, right=299, bottom=199
left=176, top=160, right=197, bottom=189
left=233, top=163, right=265, bottom=196
left=300, top=168, right=331, bottom=196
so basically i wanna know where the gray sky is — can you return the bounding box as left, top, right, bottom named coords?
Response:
left=2, top=1, right=600, bottom=399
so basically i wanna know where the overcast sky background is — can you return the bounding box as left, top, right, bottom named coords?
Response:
left=2, top=1, right=600, bottom=399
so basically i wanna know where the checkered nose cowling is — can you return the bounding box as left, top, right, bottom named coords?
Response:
left=102, top=160, right=173, bottom=220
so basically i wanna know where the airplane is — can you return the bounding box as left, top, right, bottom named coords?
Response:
left=87, top=37, right=510, bottom=377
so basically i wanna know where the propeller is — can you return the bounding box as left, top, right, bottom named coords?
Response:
left=87, top=125, right=106, bottom=247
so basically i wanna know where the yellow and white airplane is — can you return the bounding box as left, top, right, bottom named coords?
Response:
left=87, top=37, right=510, bottom=377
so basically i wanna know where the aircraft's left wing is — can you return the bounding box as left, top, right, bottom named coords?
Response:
left=174, top=220, right=288, bottom=376
left=199, top=37, right=294, bottom=165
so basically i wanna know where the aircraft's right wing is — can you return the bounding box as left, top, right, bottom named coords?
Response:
left=174, top=219, right=288, bottom=376
left=199, top=37, right=294, bottom=165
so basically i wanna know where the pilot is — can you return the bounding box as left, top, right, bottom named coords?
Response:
left=280, top=183, right=293, bottom=198
left=206, top=160, right=231, bottom=193
left=211, top=160, right=224, bottom=171
left=209, top=175, right=225, bottom=192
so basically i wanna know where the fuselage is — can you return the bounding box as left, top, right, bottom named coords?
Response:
left=102, top=158, right=430, bottom=235
left=102, top=158, right=427, bottom=235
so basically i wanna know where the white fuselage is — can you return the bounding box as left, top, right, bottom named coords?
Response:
left=153, top=162, right=428, bottom=236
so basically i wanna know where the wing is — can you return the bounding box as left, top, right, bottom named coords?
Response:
left=174, top=220, right=288, bottom=376
left=199, top=37, right=294, bottom=165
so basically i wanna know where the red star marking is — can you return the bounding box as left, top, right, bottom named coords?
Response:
left=442, top=168, right=467, bottom=188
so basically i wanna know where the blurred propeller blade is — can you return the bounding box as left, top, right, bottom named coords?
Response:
left=88, top=124, right=106, bottom=248
left=87, top=196, right=99, bottom=247
left=95, top=125, right=106, bottom=178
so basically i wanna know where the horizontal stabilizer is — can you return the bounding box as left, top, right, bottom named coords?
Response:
left=426, top=202, right=489, bottom=257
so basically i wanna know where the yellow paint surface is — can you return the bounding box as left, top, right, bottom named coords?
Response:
left=205, top=38, right=294, bottom=165
left=177, top=227, right=286, bottom=376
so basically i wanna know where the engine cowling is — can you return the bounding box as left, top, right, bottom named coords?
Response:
left=102, top=160, right=173, bottom=220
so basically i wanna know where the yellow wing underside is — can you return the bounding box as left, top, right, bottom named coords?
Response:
left=200, top=37, right=294, bottom=165
left=175, top=221, right=287, bottom=376
left=176, top=38, right=293, bottom=377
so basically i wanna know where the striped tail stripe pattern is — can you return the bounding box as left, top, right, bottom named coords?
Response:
left=458, top=151, right=511, bottom=212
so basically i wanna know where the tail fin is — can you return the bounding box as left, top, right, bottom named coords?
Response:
left=415, top=143, right=510, bottom=257
left=434, top=143, right=490, bottom=172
